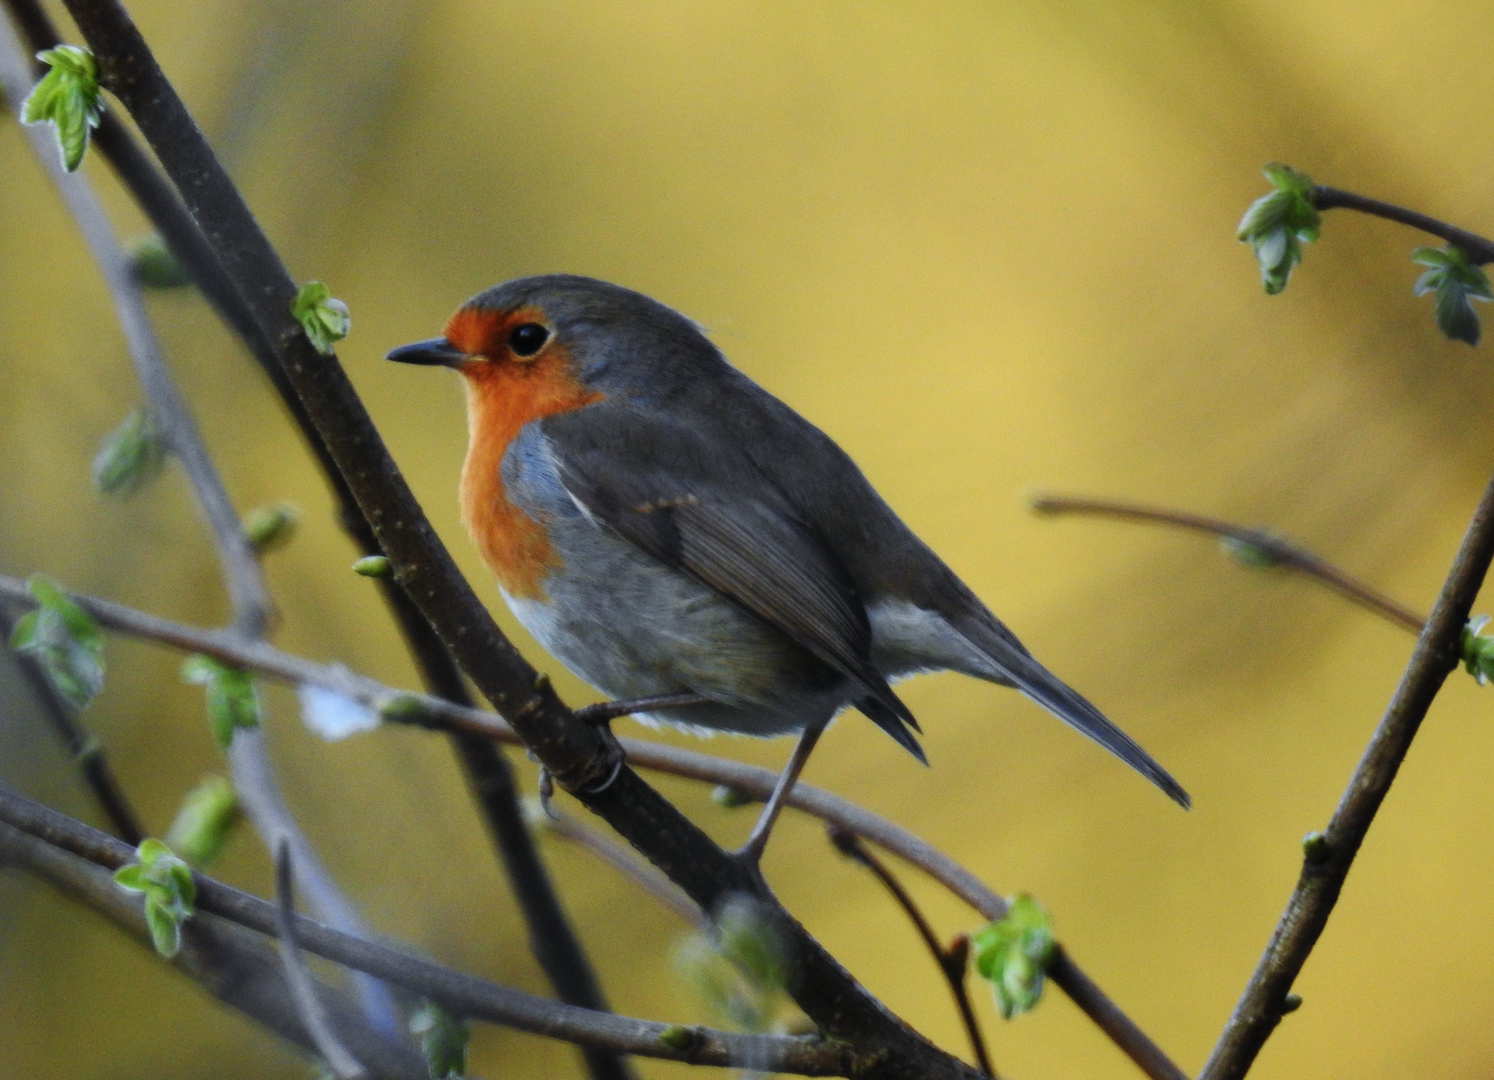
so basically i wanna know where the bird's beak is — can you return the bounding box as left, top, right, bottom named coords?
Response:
left=385, top=337, right=468, bottom=367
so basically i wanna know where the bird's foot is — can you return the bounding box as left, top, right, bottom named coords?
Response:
left=730, top=723, right=826, bottom=870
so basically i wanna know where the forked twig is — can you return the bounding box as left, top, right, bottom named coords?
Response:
left=829, top=826, right=995, bottom=1078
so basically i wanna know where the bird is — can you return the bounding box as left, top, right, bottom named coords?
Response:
left=388, top=274, right=1188, bottom=859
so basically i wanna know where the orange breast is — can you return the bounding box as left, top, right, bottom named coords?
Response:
left=456, top=335, right=601, bottom=600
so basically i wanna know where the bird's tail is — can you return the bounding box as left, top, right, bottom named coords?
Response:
left=993, top=645, right=1190, bottom=809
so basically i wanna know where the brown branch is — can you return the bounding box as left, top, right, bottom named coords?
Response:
left=1311, top=186, right=1494, bottom=266
left=0, top=570, right=1187, bottom=1080
left=1029, top=494, right=1426, bottom=633
left=828, top=826, right=994, bottom=1078
left=276, top=842, right=369, bottom=1080
left=1198, top=468, right=1494, bottom=1079
left=0, top=820, right=430, bottom=1080
left=531, top=807, right=704, bottom=928
left=0, top=784, right=851, bottom=1076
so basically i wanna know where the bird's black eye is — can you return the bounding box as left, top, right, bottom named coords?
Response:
left=508, top=323, right=550, bottom=357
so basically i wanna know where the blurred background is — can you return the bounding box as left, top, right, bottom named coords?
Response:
left=3, top=0, right=1494, bottom=1077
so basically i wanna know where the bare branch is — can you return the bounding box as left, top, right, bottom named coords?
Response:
left=0, top=569, right=1185, bottom=1080
left=1030, top=494, right=1425, bottom=633
left=0, top=820, right=430, bottom=1080
left=828, top=826, right=994, bottom=1078
left=276, top=841, right=369, bottom=1080
left=1199, top=469, right=1494, bottom=1079
left=0, top=784, right=851, bottom=1076
left=1312, top=186, right=1494, bottom=265
left=531, top=806, right=704, bottom=928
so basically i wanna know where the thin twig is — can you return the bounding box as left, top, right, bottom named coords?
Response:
left=0, top=14, right=398, bottom=1032
left=0, top=598, right=144, bottom=843
left=574, top=693, right=711, bottom=725
left=1199, top=468, right=1494, bottom=1080
left=0, top=5, right=637, bottom=1061
left=0, top=820, right=431, bottom=1080
left=1312, top=186, right=1494, bottom=266
left=0, top=784, right=851, bottom=1077
left=0, top=569, right=1186, bottom=1080
left=276, top=841, right=369, bottom=1080
left=531, top=807, right=704, bottom=928
left=1030, top=494, right=1426, bottom=633
left=828, top=826, right=994, bottom=1078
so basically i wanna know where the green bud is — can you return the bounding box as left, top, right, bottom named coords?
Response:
left=1301, top=830, right=1331, bottom=864
left=1237, top=164, right=1320, bottom=295
left=182, top=655, right=261, bottom=750
left=351, top=554, right=392, bottom=578
left=93, top=408, right=165, bottom=499
left=291, top=281, right=350, bottom=355
left=20, top=45, right=102, bottom=172
left=658, top=1025, right=696, bottom=1050
left=409, top=1002, right=468, bottom=1080
left=242, top=502, right=299, bottom=553
left=113, top=838, right=195, bottom=957
left=1220, top=533, right=1285, bottom=569
left=10, top=574, right=105, bottom=709
left=128, top=235, right=191, bottom=289
left=1281, top=992, right=1303, bottom=1014
left=164, top=775, right=239, bottom=868
left=377, top=693, right=431, bottom=723
left=1412, top=245, right=1492, bottom=346
left=711, top=784, right=753, bottom=809
left=971, top=893, right=1055, bottom=1020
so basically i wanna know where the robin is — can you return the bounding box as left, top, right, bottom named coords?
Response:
left=389, top=274, right=1188, bottom=859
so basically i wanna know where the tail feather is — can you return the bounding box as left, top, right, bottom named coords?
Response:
left=1000, top=648, right=1190, bottom=808
left=858, top=694, right=928, bottom=765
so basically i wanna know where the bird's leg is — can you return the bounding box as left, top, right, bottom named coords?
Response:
left=735, top=722, right=826, bottom=865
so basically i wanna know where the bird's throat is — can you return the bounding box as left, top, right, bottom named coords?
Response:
left=458, top=357, right=601, bottom=600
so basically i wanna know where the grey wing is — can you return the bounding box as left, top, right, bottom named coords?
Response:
left=541, top=405, right=925, bottom=760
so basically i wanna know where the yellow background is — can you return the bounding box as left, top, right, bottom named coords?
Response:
left=4, top=1, right=1494, bottom=1077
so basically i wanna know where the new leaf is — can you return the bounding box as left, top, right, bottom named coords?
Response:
left=971, top=893, right=1055, bottom=1019
left=93, top=407, right=165, bottom=498
left=113, top=838, right=196, bottom=957
left=1238, top=164, right=1321, bottom=295
left=291, top=281, right=351, bottom=355
left=182, top=655, right=262, bottom=749
left=20, top=45, right=103, bottom=172
left=1412, top=245, right=1492, bottom=346
left=9, top=574, right=105, bottom=709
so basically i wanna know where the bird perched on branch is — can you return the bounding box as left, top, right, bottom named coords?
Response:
left=389, top=275, right=1188, bottom=860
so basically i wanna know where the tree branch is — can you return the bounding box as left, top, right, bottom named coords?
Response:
left=276, top=841, right=369, bottom=1080
left=0, top=5, right=638, bottom=1062
left=1311, top=186, right=1494, bottom=266
left=1030, top=494, right=1425, bottom=633
left=0, top=784, right=852, bottom=1076
left=1199, top=467, right=1494, bottom=1079
left=530, top=806, right=704, bottom=928
left=0, top=568, right=1186, bottom=1080
left=0, top=820, right=431, bottom=1080
left=828, top=826, right=994, bottom=1078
